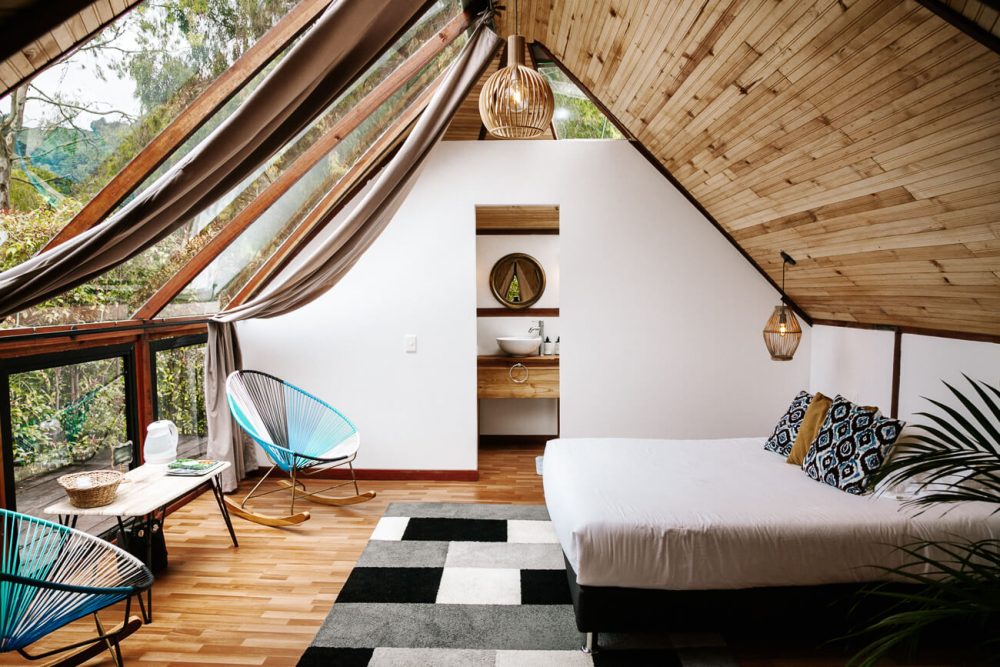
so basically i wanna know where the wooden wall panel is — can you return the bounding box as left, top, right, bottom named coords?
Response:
left=493, top=0, right=1000, bottom=336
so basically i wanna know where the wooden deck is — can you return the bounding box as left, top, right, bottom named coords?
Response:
left=6, top=442, right=962, bottom=666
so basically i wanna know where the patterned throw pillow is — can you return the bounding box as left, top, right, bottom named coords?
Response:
left=763, top=391, right=813, bottom=457
left=802, top=395, right=904, bottom=495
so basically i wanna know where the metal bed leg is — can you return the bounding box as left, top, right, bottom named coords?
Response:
left=582, top=632, right=598, bottom=654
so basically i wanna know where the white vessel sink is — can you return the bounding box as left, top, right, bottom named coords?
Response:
left=497, top=336, right=541, bottom=357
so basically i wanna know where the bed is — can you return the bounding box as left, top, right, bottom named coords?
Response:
left=542, top=437, right=1000, bottom=642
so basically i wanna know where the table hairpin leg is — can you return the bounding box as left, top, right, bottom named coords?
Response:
left=208, top=475, right=238, bottom=547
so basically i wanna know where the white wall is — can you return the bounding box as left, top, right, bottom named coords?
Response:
left=238, top=140, right=811, bottom=470
left=898, top=335, right=1000, bottom=428
left=808, top=325, right=1000, bottom=432
left=809, top=325, right=895, bottom=410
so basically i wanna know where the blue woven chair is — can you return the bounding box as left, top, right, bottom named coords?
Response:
left=1, top=509, right=152, bottom=666
left=225, top=370, right=375, bottom=526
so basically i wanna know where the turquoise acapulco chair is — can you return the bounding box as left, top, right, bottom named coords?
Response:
left=1, top=509, right=153, bottom=666
left=224, top=370, right=375, bottom=526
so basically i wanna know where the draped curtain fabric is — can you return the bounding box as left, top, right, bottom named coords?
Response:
left=0, top=0, right=434, bottom=320
left=204, top=322, right=255, bottom=485
left=208, top=25, right=501, bottom=491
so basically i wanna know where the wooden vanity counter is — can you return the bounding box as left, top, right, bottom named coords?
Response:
left=477, top=355, right=559, bottom=399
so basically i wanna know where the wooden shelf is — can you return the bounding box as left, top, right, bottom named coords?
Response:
left=475, top=205, right=559, bottom=235
left=477, top=308, right=559, bottom=317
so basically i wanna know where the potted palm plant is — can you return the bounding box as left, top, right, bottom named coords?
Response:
left=850, top=375, right=1000, bottom=666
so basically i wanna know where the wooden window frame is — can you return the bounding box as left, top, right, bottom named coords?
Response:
left=41, top=0, right=333, bottom=252
left=133, top=9, right=472, bottom=320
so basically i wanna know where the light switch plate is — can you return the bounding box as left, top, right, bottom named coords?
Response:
left=405, top=334, right=417, bottom=353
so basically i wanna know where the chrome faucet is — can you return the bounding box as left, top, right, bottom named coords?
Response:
left=528, top=320, right=545, bottom=356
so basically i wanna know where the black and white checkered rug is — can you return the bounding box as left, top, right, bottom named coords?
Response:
left=298, top=503, right=735, bottom=666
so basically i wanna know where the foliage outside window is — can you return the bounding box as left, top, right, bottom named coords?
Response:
left=0, top=0, right=299, bottom=327
left=6, top=354, right=130, bottom=533
left=153, top=339, right=208, bottom=459
left=537, top=65, right=623, bottom=140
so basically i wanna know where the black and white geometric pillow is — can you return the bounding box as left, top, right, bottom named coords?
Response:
left=802, top=395, right=904, bottom=495
left=763, top=390, right=813, bottom=457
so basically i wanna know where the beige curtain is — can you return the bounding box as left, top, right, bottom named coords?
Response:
left=204, top=322, right=255, bottom=486
left=208, top=24, right=501, bottom=491
left=0, top=0, right=434, bottom=321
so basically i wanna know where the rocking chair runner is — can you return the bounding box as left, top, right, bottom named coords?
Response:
left=1, top=509, right=152, bottom=666
left=225, top=370, right=375, bottom=526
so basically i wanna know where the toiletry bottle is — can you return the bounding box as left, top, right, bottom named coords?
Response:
left=554, top=336, right=560, bottom=355
left=543, top=336, right=554, bottom=355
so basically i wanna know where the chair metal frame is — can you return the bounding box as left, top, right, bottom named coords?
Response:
left=1, top=509, right=153, bottom=666
left=224, top=370, right=375, bottom=526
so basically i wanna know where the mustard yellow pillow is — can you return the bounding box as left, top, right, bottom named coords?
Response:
left=787, top=392, right=833, bottom=466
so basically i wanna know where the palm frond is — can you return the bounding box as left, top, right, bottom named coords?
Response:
left=848, top=539, right=1000, bottom=667
left=871, top=376, right=1000, bottom=509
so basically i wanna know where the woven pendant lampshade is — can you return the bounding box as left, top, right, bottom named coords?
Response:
left=479, top=34, right=554, bottom=138
left=763, top=252, right=803, bottom=361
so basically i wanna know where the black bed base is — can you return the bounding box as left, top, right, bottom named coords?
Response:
left=563, top=556, right=904, bottom=642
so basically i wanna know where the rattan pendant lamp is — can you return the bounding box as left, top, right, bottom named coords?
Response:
left=479, top=0, right=554, bottom=138
left=763, top=252, right=802, bottom=361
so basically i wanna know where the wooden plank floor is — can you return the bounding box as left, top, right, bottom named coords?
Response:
left=5, top=442, right=961, bottom=666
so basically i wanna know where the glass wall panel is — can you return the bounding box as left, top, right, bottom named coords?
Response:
left=160, top=41, right=465, bottom=317
left=4, top=352, right=133, bottom=534
left=152, top=337, right=207, bottom=460
left=537, top=65, right=624, bottom=140
left=2, top=0, right=464, bottom=327
left=0, top=0, right=301, bottom=280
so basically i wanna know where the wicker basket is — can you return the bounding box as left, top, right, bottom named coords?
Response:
left=57, top=470, right=124, bottom=508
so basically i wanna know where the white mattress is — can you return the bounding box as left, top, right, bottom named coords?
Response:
left=543, top=437, right=1000, bottom=590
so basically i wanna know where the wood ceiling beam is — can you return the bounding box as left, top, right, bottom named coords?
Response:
left=226, top=84, right=436, bottom=307
left=531, top=41, right=813, bottom=326
left=916, top=0, right=1000, bottom=54
left=41, top=0, right=333, bottom=252
left=132, top=10, right=471, bottom=320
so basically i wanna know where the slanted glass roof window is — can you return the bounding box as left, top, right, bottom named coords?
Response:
left=161, top=32, right=466, bottom=318
left=537, top=65, right=624, bottom=140
left=0, top=0, right=299, bottom=274
left=1, top=0, right=466, bottom=328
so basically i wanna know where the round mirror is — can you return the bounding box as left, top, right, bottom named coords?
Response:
left=489, top=253, right=546, bottom=309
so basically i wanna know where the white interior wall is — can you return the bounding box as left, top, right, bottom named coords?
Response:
left=808, top=325, right=895, bottom=410
left=238, top=140, right=811, bottom=470
left=898, top=335, right=1000, bottom=428
left=808, top=325, right=1000, bottom=433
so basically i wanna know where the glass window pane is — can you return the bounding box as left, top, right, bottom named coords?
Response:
left=0, top=0, right=300, bottom=266
left=9, top=356, right=128, bottom=534
left=159, top=41, right=465, bottom=318
left=154, top=341, right=207, bottom=460
left=2, top=0, right=463, bottom=328
left=538, top=65, right=624, bottom=140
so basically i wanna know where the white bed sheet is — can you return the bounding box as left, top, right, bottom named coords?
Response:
left=543, top=437, right=1000, bottom=590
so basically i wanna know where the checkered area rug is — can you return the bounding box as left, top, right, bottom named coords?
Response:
left=298, top=503, right=734, bottom=666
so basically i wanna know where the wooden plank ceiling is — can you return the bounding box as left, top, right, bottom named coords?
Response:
left=0, top=0, right=142, bottom=96
left=489, top=0, right=1000, bottom=336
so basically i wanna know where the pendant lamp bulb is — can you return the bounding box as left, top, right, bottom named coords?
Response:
left=763, top=251, right=802, bottom=361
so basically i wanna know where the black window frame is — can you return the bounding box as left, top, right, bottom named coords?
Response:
left=149, top=333, right=208, bottom=421
left=0, top=343, right=139, bottom=511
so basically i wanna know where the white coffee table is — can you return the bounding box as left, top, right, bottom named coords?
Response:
left=44, top=461, right=238, bottom=621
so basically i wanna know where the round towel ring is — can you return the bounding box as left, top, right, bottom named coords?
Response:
left=509, top=363, right=529, bottom=384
